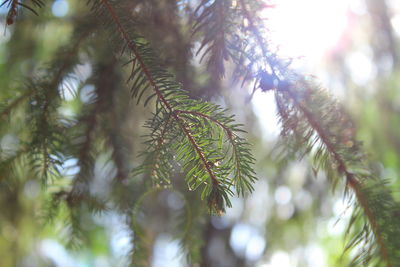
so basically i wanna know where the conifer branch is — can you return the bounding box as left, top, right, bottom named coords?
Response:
left=148, top=114, right=173, bottom=183
left=238, top=0, right=270, bottom=67
left=99, top=0, right=172, bottom=112
left=69, top=56, right=121, bottom=197
left=174, top=109, right=255, bottom=195
left=68, top=106, right=97, bottom=195
left=282, top=87, right=391, bottom=265
left=93, top=0, right=256, bottom=213
left=99, top=0, right=217, bottom=185
left=193, top=0, right=233, bottom=78
left=175, top=110, right=232, bottom=134
left=176, top=112, right=220, bottom=185
left=238, top=0, right=399, bottom=264
left=27, top=24, right=94, bottom=185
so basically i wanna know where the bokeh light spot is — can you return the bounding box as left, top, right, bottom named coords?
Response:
left=52, top=0, right=69, bottom=17
left=274, top=186, right=292, bottom=205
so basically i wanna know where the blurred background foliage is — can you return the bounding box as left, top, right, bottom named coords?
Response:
left=0, top=0, right=399, bottom=266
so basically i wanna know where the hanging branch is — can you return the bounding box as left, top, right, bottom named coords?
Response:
left=192, top=0, right=233, bottom=79
left=99, top=0, right=219, bottom=186
left=238, top=0, right=400, bottom=265
left=86, top=0, right=257, bottom=214
left=26, top=23, right=95, bottom=186
left=277, top=84, right=395, bottom=265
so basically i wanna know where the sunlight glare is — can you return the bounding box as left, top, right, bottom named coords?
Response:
left=266, top=0, right=349, bottom=65
left=253, top=0, right=353, bottom=135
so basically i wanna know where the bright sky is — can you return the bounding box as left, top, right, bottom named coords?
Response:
left=253, top=0, right=355, bottom=141
left=265, top=0, right=351, bottom=66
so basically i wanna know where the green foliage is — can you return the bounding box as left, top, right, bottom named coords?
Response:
left=1, top=0, right=399, bottom=266
left=274, top=78, right=400, bottom=265
left=227, top=2, right=400, bottom=264
left=86, top=0, right=257, bottom=214
left=193, top=0, right=235, bottom=78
